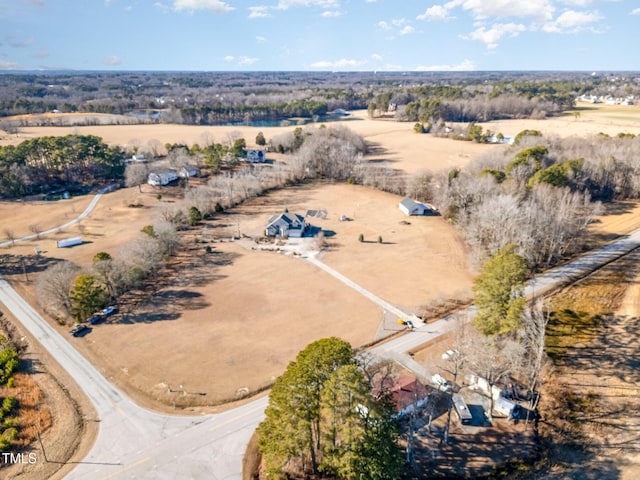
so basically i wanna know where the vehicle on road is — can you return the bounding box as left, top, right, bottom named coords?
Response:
left=69, top=324, right=88, bottom=337
left=88, top=314, right=103, bottom=325
left=101, top=306, right=118, bottom=316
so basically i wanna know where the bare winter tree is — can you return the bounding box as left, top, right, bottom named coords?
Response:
left=125, top=163, right=151, bottom=193
left=147, top=138, right=165, bottom=157
left=358, top=352, right=398, bottom=395
left=36, top=260, right=80, bottom=323
left=153, top=219, right=181, bottom=256
left=28, top=224, right=42, bottom=239
left=440, top=316, right=469, bottom=443
left=464, top=333, right=524, bottom=419
left=519, top=299, right=552, bottom=424
left=3, top=228, right=16, bottom=247
left=118, top=236, right=164, bottom=289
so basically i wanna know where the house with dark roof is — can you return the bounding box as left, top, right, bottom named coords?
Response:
left=265, top=212, right=307, bottom=238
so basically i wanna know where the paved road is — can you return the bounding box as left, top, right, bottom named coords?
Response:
left=372, top=228, right=640, bottom=358
left=1, top=185, right=639, bottom=478
left=0, top=275, right=266, bottom=480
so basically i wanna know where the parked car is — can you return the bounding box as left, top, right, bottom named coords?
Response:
left=88, top=314, right=103, bottom=325
left=69, top=324, right=88, bottom=337
left=101, top=306, right=118, bottom=317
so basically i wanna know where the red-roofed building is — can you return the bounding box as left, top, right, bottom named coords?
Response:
left=389, top=376, right=430, bottom=417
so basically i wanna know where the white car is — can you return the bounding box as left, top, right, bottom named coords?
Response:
left=432, top=374, right=452, bottom=392
left=441, top=349, right=459, bottom=361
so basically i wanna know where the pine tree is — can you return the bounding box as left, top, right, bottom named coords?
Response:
left=472, top=244, right=527, bottom=335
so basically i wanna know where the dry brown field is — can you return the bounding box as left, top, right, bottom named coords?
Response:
left=2, top=103, right=640, bottom=410
left=483, top=101, right=640, bottom=138
left=0, top=109, right=496, bottom=176
left=2, top=182, right=472, bottom=406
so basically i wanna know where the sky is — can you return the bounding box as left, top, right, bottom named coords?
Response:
left=0, top=0, right=639, bottom=72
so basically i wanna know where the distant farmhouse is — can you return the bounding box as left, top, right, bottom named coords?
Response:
left=246, top=150, right=267, bottom=164
left=178, top=165, right=199, bottom=178
left=399, top=197, right=435, bottom=216
left=265, top=212, right=307, bottom=238
left=148, top=169, right=178, bottom=186
left=123, top=154, right=147, bottom=164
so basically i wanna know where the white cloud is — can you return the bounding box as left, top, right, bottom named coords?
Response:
left=417, top=5, right=454, bottom=21
left=542, top=9, right=603, bottom=33
left=154, top=2, right=171, bottom=12
left=256, top=35, right=267, bottom=43
left=631, top=8, right=640, bottom=16
left=276, top=0, right=339, bottom=10
left=173, top=0, right=234, bottom=13
left=224, top=55, right=235, bottom=61
left=399, top=25, right=415, bottom=35
left=33, top=50, right=49, bottom=58
left=371, top=53, right=383, bottom=61
left=376, top=18, right=413, bottom=36
left=248, top=6, right=271, bottom=18
left=559, top=0, right=594, bottom=6
left=460, top=0, right=554, bottom=21
left=416, top=59, right=476, bottom=71
left=103, top=55, right=122, bottom=66
left=238, top=56, right=259, bottom=65
left=310, top=58, right=367, bottom=69
left=321, top=10, right=342, bottom=17
left=462, top=23, right=526, bottom=49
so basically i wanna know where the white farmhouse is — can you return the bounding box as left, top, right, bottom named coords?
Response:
left=148, top=169, right=178, bottom=186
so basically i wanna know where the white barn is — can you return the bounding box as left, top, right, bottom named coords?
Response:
left=399, top=197, right=433, bottom=216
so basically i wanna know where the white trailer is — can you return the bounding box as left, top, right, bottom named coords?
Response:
left=57, top=237, right=82, bottom=248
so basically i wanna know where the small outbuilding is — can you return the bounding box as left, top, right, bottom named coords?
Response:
left=265, top=212, right=307, bottom=238
left=399, top=197, right=434, bottom=216
left=178, top=165, right=199, bottom=178
left=246, top=150, right=266, bottom=163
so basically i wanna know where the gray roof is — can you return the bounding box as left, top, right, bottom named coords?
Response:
left=266, top=212, right=305, bottom=228
left=400, top=197, right=418, bottom=209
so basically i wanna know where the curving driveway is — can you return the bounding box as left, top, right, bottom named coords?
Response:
left=1, top=186, right=639, bottom=479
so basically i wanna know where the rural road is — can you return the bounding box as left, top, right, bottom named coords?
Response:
left=1, top=186, right=640, bottom=478
left=0, top=277, right=265, bottom=479
left=0, top=186, right=115, bottom=249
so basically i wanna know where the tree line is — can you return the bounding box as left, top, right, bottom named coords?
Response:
left=0, top=135, right=123, bottom=197
left=3, top=71, right=638, bottom=127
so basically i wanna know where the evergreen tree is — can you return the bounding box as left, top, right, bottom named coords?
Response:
left=70, top=274, right=109, bottom=322
left=472, top=244, right=527, bottom=335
